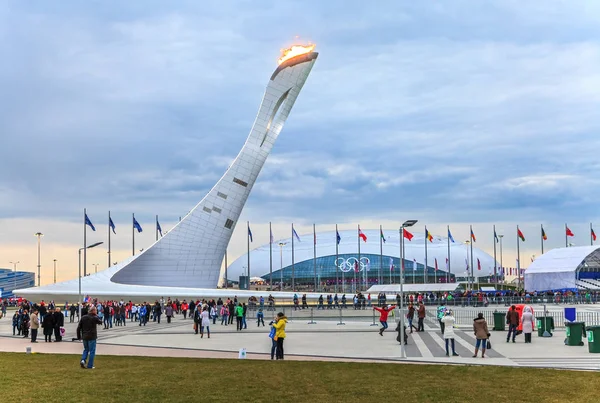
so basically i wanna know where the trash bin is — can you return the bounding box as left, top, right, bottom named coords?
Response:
left=565, top=321, right=585, bottom=346
left=587, top=325, right=600, bottom=353
left=493, top=311, right=505, bottom=331
left=536, top=316, right=553, bottom=337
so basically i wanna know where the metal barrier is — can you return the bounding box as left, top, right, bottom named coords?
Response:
left=337, top=309, right=345, bottom=326
left=370, top=309, right=379, bottom=326
left=307, top=308, right=317, bottom=325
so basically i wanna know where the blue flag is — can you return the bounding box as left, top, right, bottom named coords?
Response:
left=447, top=228, right=455, bottom=243
left=157, top=220, right=163, bottom=237
left=133, top=217, right=143, bottom=233
left=109, top=217, right=116, bottom=234
left=292, top=227, right=301, bottom=242
left=336, top=230, right=341, bottom=245
left=494, top=230, right=499, bottom=243
left=85, top=214, right=96, bottom=231
left=248, top=226, right=253, bottom=242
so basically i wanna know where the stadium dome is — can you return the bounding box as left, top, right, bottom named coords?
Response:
left=227, top=229, right=498, bottom=285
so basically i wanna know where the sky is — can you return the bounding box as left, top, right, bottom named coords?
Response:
left=1, top=0, right=600, bottom=285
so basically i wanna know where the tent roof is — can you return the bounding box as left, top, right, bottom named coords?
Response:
left=367, top=283, right=460, bottom=293
left=526, top=246, right=600, bottom=274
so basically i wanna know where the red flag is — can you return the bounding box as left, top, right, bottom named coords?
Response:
left=403, top=228, right=414, bottom=241
left=358, top=227, right=367, bottom=242
left=592, top=228, right=597, bottom=241
left=477, top=258, right=481, bottom=271
left=566, top=227, right=574, bottom=237
left=354, top=261, right=359, bottom=272
left=434, top=258, right=438, bottom=271
left=517, top=228, right=525, bottom=242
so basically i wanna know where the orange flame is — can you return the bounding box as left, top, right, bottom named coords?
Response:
left=278, top=44, right=316, bottom=65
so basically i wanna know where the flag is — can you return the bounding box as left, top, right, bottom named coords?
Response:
left=270, top=227, right=274, bottom=244
left=494, top=230, right=499, bottom=243
left=445, top=257, right=449, bottom=270
left=403, top=228, right=414, bottom=241
left=380, top=228, right=386, bottom=243
left=358, top=227, right=367, bottom=242
left=447, top=228, right=455, bottom=243
left=517, top=228, right=525, bottom=242
left=248, top=226, right=253, bottom=242
left=354, top=260, right=359, bottom=272
left=109, top=217, right=116, bottom=234
left=477, top=258, right=481, bottom=271
left=434, top=258, right=438, bottom=271
left=470, top=228, right=476, bottom=242
left=465, top=258, right=469, bottom=270
left=566, top=227, right=574, bottom=237
left=85, top=214, right=96, bottom=231
left=157, top=220, right=163, bottom=237
left=292, top=227, right=301, bottom=242
left=413, top=259, right=417, bottom=271
left=133, top=217, right=143, bottom=233
left=425, top=228, right=433, bottom=242
left=389, top=257, right=394, bottom=271
left=592, top=227, right=597, bottom=242
left=336, top=230, right=341, bottom=245
left=542, top=226, right=547, bottom=241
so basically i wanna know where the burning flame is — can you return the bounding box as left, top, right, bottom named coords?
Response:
left=278, top=44, right=316, bottom=65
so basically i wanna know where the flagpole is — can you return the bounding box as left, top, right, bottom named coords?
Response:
left=470, top=225, right=474, bottom=292
left=155, top=215, right=158, bottom=241
left=224, top=250, right=228, bottom=289
left=108, top=211, right=111, bottom=268
left=247, top=221, right=250, bottom=289
left=591, top=222, right=594, bottom=246
left=379, top=225, right=383, bottom=286
left=424, top=226, right=428, bottom=284
left=493, top=225, right=497, bottom=285
left=447, top=225, right=451, bottom=283
left=565, top=223, right=568, bottom=248
left=336, top=224, right=340, bottom=293
left=541, top=224, right=544, bottom=254
left=313, top=223, right=317, bottom=292
left=291, top=223, right=295, bottom=292
left=132, top=213, right=135, bottom=256
left=269, top=222, right=273, bottom=290
left=517, top=225, right=521, bottom=291
left=82, top=207, right=86, bottom=295
left=356, top=224, right=360, bottom=293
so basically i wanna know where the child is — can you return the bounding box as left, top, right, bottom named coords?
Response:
left=257, top=308, right=265, bottom=327
left=12, top=312, right=19, bottom=335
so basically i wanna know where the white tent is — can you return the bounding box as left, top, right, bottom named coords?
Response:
left=524, top=246, right=600, bottom=291
left=367, top=283, right=460, bottom=293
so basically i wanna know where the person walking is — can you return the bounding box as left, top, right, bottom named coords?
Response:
left=53, top=307, right=64, bottom=342
left=42, top=308, right=56, bottom=342
left=417, top=302, right=426, bottom=332
left=373, top=305, right=394, bottom=336
left=236, top=303, right=244, bottom=331
left=521, top=306, right=535, bottom=343
left=273, top=312, right=287, bottom=360
left=165, top=304, right=173, bottom=324
left=473, top=313, right=489, bottom=358
left=77, top=306, right=102, bottom=369
left=242, top=303, right=248, bottom=329
left=506, top=305, right=520, bottom=343
left=257, top=308, right=265, bottom=327
left=441, top=310, right=459, bottom=356
left=221, top=304, right=229, bottom=326
left=200, top=306, right=210, bottom=338
left=406, top=303, right=418, bottom=333
left=30, top=309, right=40, bottom=343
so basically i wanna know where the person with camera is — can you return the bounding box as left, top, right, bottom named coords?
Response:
left=77, top=306, right=102, bottom=369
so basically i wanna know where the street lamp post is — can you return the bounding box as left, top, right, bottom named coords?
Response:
left=53, top=259, right=57, bottom=284
left=279, top=242, right=286, bottom=291
left=498, top=235, right=504, bottom=290
left=399, top=219, right=418, bottom=359
left=92, top=263, right=99, bottom=274
left=10, top=261, right=19, bottom=296
left=34, top=232, right=43, bottom=286
left=78, top=241, right=103, bottom=320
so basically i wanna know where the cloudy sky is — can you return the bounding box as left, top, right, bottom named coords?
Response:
left=2, top=1, right=600, bottom=285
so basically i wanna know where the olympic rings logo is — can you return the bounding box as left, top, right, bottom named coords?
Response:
left=334, top=257, right=370, bottom=273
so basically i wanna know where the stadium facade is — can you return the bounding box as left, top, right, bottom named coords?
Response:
left=227, top=229, right=499, bottom=288
left=0, top=269, right=35, bottom=299
left=16, top=45, right=319, bottom=301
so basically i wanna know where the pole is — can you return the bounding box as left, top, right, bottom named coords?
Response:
left=565, top=223, right=568, bottom=248
left=499, top=235, right=504, bottom=289
left=517, top=225, right=521, bottom=291
left=53, top=259, right=57, bottom=284
left=447, top=225, right=451, bottom=283
left=541, top=224, right=544, bottom=254
left=313, top=223, right=317, bottom=292
left=280, top=243, right=284, bottom=291
left=156, top=215, right=159, bottom=241
left=132, top=213, right=135, bottom=256
left=291, top=224, right=295, bottom=291
left=247, top=221, right=250, bottom=288
left=424, top=226, right=428, bottom=284
left=37, top=234, right=41, bottom=286
left=591, top=222, right=594, bottom=246
left=269, top=222, right=273, bottom=290
left=224, top=250, right=228, bottom=289
left=379, top=225, right=383, bottom=286
left=335, top=224, right=339, bottom=293
left=399, top=227, right=406, bottom=359
left=83, top=209, right=87, bottom=279
left=356, top=224, right=360, bottom=292
left=493, top=225, right=497, bottom=285
left=78, top=248, right=82, bottom=320
left=108, top=211, right=112, bottom=268
left=470, top=225, right=474, bottom=291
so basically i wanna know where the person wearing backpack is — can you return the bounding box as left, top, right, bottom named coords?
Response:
left=268, top=317, right=278, bottom=359
left=272, top=312, right=287, bottom=360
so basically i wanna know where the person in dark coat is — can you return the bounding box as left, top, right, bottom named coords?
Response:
left=53, top=307, right=65, bottom=341
left=42, top=308, right=56, bottom=342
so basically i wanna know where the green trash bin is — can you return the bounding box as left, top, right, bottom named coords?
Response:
left=536, top=316, right=553, bottom=337
left=586, top=325, right=600, bottom=353
left=565, top=321, right=585, bottom=346
left=493, top=311, right=505, bottom=331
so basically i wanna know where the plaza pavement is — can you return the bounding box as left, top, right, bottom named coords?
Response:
left=1, top=306, right=600, bottom=370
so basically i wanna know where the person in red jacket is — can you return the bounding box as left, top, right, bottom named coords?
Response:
left=374, top=305, right=395, bottom=336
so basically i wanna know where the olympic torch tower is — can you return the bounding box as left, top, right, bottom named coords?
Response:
left=110, top=45, right=319, bottom=289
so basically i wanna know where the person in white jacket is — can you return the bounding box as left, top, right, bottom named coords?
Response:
left=521, top=306, right=535, bottom=343
left=441, top=310, right=459, bottom=356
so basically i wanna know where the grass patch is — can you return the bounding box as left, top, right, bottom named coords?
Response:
left=1, top=352, right=598, bottom=402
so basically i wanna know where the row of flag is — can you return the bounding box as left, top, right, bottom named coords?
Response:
left=85, top=213, right=163, bottom=236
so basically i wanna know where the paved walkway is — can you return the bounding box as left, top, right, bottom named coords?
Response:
left=1, top=312, right=599, bottom=370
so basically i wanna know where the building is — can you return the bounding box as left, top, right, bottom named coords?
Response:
left=227, top=229, right=499, bottom=290
left=0, top=269, right=35, bottom=299
left=16, top=45, right=319, bottom=302
left=524, top=246, right=600, bottom=291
